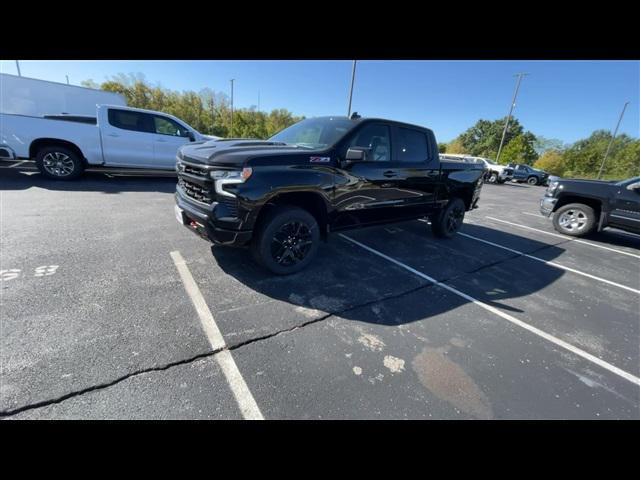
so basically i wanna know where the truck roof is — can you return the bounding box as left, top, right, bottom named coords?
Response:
left=312, top=115, right=434, bottom=133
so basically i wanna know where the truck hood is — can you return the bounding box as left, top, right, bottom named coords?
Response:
left=179, top=139, right=318, bottom=166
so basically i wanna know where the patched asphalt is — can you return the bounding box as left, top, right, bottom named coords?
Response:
left=1, top=164, right=638, bottom=419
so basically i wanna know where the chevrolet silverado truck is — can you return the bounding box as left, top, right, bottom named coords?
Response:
left=540, top=176, right=640, bottom=236
left=175, top=114, right=485, bottom=274
left=0, top=105, right=217, bottom=179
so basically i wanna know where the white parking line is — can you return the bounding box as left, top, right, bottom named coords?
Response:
left=485, top=216, right=640, bottom=260
left=457, top=232, right=640, bottom=295
left=339, top=234, right=640, bottom=387
left=521, top=212, right=543, bottom=218
left=170, top=251, right=264, bottom=420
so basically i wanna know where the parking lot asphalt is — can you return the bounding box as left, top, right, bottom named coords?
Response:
left=1, top=161, right=639, bottom=419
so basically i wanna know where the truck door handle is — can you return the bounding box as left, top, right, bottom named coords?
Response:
left=383, top=170, right=397, bottom=178
left=156, top=138, right=168, bottom=143
left=107, top=133, right=120, bottom=137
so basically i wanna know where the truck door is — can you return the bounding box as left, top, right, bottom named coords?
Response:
left=100, top=108, right=155, bottom=168
left=389, top=125, right=440, bottom=216
left=150, top=115, right=194, bottom=169
left=608, top=179, right=640, bottom=232
left=332, top=122, right=409, bottom=228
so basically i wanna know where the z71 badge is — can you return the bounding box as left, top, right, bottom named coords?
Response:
left=309, top=156, right=331, bottom=163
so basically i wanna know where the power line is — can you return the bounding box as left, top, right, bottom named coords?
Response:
left=495, top=73, right=529, bottom=164
left=597, top=101, right=630, bottom=179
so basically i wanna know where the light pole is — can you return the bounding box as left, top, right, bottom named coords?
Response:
left=230, top=79, right=235, bottom=137
left=15, top=60, right=21, bottom=77
left=495, top=73, right=528, bottom=164
left=347, top=60, right=357, bottom=117
left=66, top=75, right=69, bottom=85
left=597, top=101, right=630, bottom=179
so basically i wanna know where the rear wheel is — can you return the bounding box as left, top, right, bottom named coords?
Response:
left=251, top=206, right=320, bottom=275
left=552, top=203, right=596, bottom=237
left=487, top=172, right=499, bottom=184
left=35, top=146, right=84, bottom=180
left=431, top=198, right=466, bottom=238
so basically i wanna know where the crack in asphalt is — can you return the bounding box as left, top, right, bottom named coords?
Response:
left=1, top=234, right=573, bottom=418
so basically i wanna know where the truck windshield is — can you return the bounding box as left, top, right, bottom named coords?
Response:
left=268, top=117, right=355, bottom=149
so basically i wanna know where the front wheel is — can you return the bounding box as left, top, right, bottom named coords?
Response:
left=431, top=198, right=466, bottom=238
left=527, top=176, right=539, bottom=185
left=251, top=206, right=320, bottom=275
left=552, top=203, right=596, bottom=237
left=487, top=172, right=499, bottom=184
left=35, top=146, right=84, bottom=180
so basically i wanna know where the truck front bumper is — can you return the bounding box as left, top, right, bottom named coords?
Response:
left=539, top=196, right=557, bottom=217
left=175, top=190, right=253, bottom=247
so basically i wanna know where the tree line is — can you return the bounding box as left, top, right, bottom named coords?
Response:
left=81, top=73, right=304, bottom=139
left=439, top=117, right=638, bottom=180
left=84, top=74, right=637, bottom=180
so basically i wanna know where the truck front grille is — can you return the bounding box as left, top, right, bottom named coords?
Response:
left=178, top=177, right=214, bottom=204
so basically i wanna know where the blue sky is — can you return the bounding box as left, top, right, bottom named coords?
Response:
left=2, top=60, right=638, bottom=143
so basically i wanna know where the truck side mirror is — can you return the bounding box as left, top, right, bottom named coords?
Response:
left=345, top=147, right=368, bottom=162
left=186, top=131, right=196, bottom=142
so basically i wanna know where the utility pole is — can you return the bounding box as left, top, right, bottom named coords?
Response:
left=230, top=79, right=235, bottom=137
left=347, top=60, right=357, bottom=117
left=495, top=73, right=528, bottom=164
left=15, top=60, right=21, bottom=76
left=597, top=101, right=630, bottom=179
left=66, top=75, right=69, bottom=85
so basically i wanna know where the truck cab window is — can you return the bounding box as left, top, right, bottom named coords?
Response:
left=108, top=109, right=152, bottom=133
left=397, top=128, right=428, bottom=163
left=154, top=116, right=188, bottom=137
left=346, top=124, right=391, bottom=161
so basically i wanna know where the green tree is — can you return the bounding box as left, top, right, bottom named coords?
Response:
left=562, top=130, right=634, bottom=179
left=500, top=134, right=539, bottom=165
left=534, top=150, right=566, bottom=176
left=457, top=117, right=530, bottom=160
left=446, top=138, right=466, bottom=154
left=438, top=143, right=447, bottom=153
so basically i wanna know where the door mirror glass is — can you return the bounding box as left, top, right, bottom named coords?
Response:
left=345, top=147, right=367, bottom=162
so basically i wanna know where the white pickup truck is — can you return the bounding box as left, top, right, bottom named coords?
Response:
left=439, top=153, right=514, bottom=184
left=0, top=104, right=217, bottom=179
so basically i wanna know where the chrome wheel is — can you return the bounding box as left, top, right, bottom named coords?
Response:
left=42, top=152, right=75, bottom=177
left=270, top=221, right=313, bottom=267
left=557, top=209, right=588, bottom=232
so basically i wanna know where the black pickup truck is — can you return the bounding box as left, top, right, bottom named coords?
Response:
left=174, top=115, right=484, bottom=274
left=540, top=176, right=640, bottom=236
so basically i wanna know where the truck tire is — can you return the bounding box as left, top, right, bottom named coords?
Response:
left=35, top=146, right=85, bottom=180
left=251, top=206, right=320, bottom=275
left=527, top=176, right=539, bottom=185
left=487, top=172, right=499, bottom=184
left=496, top=178, right=506, bottom=184
left=431, top=198, right=466, bottom=239
left=552, top=203, right=596, bottom=237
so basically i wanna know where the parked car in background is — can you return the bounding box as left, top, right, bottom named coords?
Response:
left=176, top=115, right=485, bottom=274
left=0, top=105, right=218, bottom=179
left=540, top=176, right=640, bottom=236
left=440, top=154, right=513, bottom=184
left=509, top=163, right=549, bottom=185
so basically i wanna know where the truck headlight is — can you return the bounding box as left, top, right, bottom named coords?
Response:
left=210, top=168, right=252, bottom=181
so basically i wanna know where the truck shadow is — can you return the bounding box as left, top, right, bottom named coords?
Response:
left=212, top=222, right=570, bottom=326
left=0, top=168, right=177, bottom=194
